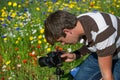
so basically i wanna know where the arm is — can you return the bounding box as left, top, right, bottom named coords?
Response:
left=98, top=55, right=114, bottom=80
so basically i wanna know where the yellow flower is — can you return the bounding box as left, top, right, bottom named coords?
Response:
left=15, top=40, right=19, bottom=44
left=18, top=37, right=21, bottom=40
left=3, top=7, right=6, bottom=10
left=40, top=29, right=44, bottom=34
left=47, top=48, right=51, bottom=52
left=4, top=38, right=7, bottom=41
left=19, top=22, right=23, bottom=27
left=6, top=60, right=11, bottom=65
left=30, top=36, right=34, bottom=41
left=38, top=40, right=42, bottom=44
left=116, top=5, right=120, bottom=8
left=36, top=7, right=40, bottom=11
left=44, top=38, right=47, bottom=42
left=14, top=24, right=18, bottom=27
left=11, top=12, right=16, bottom=18
left=13, top=2, right=17, bottom=7
left=38, top=35, right=42, bottom=39
left=18, top=5, right=21, bottom=8
left=8, top=2, right=12, bottom=6
left=0, top=18, right=4, bottom=21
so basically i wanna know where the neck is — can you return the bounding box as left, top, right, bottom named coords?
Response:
left=76, top=21, right=85, bottom=36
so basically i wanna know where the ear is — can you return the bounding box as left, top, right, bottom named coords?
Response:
left=63, top=29, right=72, bottom=34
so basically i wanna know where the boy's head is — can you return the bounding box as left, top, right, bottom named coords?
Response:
left=44, top=10, right=77, bottom=45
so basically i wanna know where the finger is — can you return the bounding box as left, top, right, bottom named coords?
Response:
left=61, top=53, right=67, bottom=58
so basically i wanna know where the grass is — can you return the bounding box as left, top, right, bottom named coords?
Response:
left=0, top=0, right=120, bottom=80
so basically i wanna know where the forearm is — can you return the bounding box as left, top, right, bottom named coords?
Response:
left=73, top=45, right=90, bottom=60
left=98, top=55, right=114, bottom=80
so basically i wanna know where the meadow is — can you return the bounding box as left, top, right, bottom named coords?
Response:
left=0, top=0, right=120, bottom=80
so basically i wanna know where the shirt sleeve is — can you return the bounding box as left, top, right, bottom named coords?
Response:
left=95, top=26, right=116, bottom=57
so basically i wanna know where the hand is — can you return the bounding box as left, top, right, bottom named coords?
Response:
left=61, top=52, right=76, bottom=62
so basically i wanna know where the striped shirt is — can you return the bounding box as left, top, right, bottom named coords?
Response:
left=77, top=12, right=120, bottom=59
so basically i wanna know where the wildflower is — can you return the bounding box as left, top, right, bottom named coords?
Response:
left=36, top=7, right=40, bottom=11
left=29, top=51, right=36, bottom=57
left=17, top=55, right=21, bottom=59
left=13, top=2, right=17, bottom=7
left=67, top=48, right=72, bottom=52
left=22, top=59, right=27, bottom=64
left=6, top=60, right=11, bottom=65
left=44, top=38, right=47, bottom=42
left=11, top=13, right=16, bottom=18
left=4, top=38, right=7, bottom=41
left=24, top=8, right=28, bottom=12
left=15, top=47, right=19, bottom=51
left=38, top=35, right=42, bottom=39
left=16, top=27, right=20, bottom=30
left=37, top=45, right=41, bottom=48
left=30, top=36, right=34, bottom=41
left=8, top=77, right=12, bottom=80
left=18, top=5, right=21, bottom=8
left=38, top=40, right=42, bottom=44
left=40, top=29, right=44, bottom=34
left=2, top=24, right=7, bottom=27
left=15, top=40, right=19, bottom=44
left=8, top=2, right=12, bottom=6
left=7, top=16, right=12, bottom=21
left=19, top=22, right=23, bottom=27
left=18, top=37, right=21, bottom=40
left=1, top=77, right=4, bottom=80
left=47, top=48, right=51, bottom=52
left=17, top=64, right=21, bottom=68
left=56, top=46, right=63, bottom=51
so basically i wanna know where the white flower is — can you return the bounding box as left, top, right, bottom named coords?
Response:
left=67, top=48, right=72, bottom=52
left=17, top=64, right=21, bottom=68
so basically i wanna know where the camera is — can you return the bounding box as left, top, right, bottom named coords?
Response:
left=38, top=51, right=64, bottom=68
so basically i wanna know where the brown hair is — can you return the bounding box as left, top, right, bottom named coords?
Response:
left=44, top=10, right=77, bottom=45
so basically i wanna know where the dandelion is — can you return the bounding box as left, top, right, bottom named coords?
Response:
left=38, top=35, right=42, bottom=39
left=18, top=37, right=21, bottom=40
left=43, top=38, right=46, bottom=43
left=19, top=22, right=23, bottom=27
left=15, top=40, right=19, bottom=44
left=30, top=36, right=34, bottom=41
left=6, top=60, right=11, bottom=65
left=18, top=5, right=21, bottom=8
left=11, top=12, right=16, bottom=18
left=4, top=37, right=7, bottom=41
left=40, top=29, right=44, bottom=34
left=36, top=7, right=40, bottom=11
left=38, top=40, right=42, bottom=44
left=13, top=2, right=17, bottom=7
left=47, top=48, right=51, bottom=52
left=8, top=2, right=12, bottom=6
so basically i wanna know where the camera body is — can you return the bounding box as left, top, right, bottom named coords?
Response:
left=38, top=51, right=64, bottom=68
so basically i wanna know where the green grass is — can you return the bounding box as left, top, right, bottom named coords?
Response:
left=0, top=0, right=120, bottom=80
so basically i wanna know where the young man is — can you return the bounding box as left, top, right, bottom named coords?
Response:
left=44, top=10, right=120, bottom=80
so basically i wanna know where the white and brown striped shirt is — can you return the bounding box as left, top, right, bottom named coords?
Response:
left=77, top=11, right=120, bottom=59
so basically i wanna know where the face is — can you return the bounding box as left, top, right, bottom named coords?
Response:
left=57, top=21, right=84, bottom=45
left=57, top=29, right=80, bottom=45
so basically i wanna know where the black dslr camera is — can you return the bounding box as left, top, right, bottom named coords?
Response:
left=38, top=51, right=64, bottom=68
